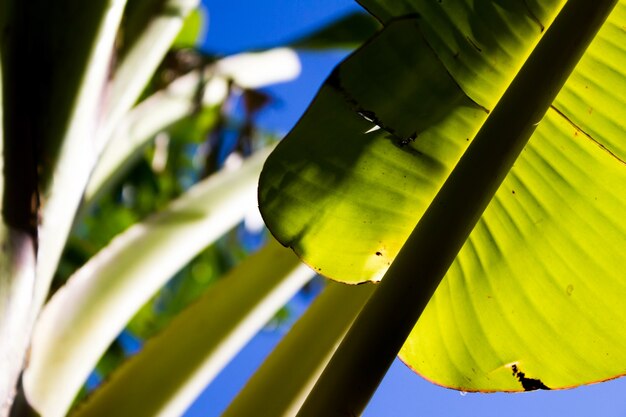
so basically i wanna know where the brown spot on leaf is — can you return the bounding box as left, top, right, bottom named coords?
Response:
left=511, top=364, right=550, bottom=391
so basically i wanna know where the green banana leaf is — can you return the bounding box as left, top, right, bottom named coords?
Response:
left=290, top=11, right=382, bottom=50
left=259, top=0, right=626, bottom=392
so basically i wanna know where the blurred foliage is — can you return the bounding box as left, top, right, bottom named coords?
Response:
left=54, top=19, right=282, bottom=390
left=53, top=4, right=378, bottom=400
left=62, top=100, right=273, bottom=394
left=172, top=8, right=207, bottom=49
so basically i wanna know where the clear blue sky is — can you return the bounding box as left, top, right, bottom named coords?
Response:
left=186, top=1, right=626, bottom=416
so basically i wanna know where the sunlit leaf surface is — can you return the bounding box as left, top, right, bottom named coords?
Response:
left=259, top=0, right=626, bottom=390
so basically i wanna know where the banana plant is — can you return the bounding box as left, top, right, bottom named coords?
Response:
left=0, top=0, right=302, bottom=414
left=259, top=0, right=625, bottom=415
left=2, top=0, right=624, bottom=416
left=0, top=1, right=378, bottom=415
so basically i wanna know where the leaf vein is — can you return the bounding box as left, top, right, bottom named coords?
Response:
left=549, top=105, right=626, bottom=166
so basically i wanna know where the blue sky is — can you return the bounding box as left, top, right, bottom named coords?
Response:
left=186, top=1, right=626, bottom=416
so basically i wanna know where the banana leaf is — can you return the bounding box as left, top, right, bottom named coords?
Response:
left=259, top=0, right=626, bottom=393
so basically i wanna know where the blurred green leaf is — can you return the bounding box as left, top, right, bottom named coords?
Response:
left=291, top=12, right=381, bottom=50
left=71, top=238, right=314, bottom=417
left=24, top=147, right=272, bottom=417
left=167, top=105, right=220, bottom=144
left=172, top=7, right=206, bottom=49
left=127, top=245, right=227, bottom=339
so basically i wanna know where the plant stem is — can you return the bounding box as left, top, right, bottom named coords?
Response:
left=84, top=47, right=300, bottom=209
left=296, top=1, right=618, bottom=415
left=23, top=147, right=272, bottom=417
left=223, top=281, right=375, bottom=417
left=82, top=69, right=219, bottom=208
left=34, top=0, right=128, bottom=323
left=71, top=238, right=314, bottom=417
left=0, top=3, right=39, bottom=414
left=97, top=0, right=200, bottom=152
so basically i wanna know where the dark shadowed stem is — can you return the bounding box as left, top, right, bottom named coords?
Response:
left=296, top=1, right=618, bottom=415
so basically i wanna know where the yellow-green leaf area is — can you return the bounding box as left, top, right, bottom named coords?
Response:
left=259, top=1, right=566, bottom=283
left=259, top=19, right=488, bottom=283
left=260, top=0, right=626, bottom=392
left=552, top=1, right=626, bottom=161
left=356, top=0, right=565, bottom=107
left=172, top=7, right=206, bottom=48
left=398, top=2, right=626, bottom=390
left=400, top=105, right=626, bottom=390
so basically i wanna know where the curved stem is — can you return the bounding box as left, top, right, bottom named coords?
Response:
left=24, top=147, right=272, bottom=417
left=71, top=239, right=314, bottom=417
left=223, top=281, right=375, bottom=417
left=97, top=0, right=200, bottom=152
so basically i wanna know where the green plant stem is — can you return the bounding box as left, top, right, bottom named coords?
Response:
left=72, top=238, right=314, bottom=417
left=97, top=0, right=199, bottom=152
left=84, top=47, right=300, bottom=209
left=0, top=4, right=39, bottom=414
left=34, top=0, right=128, bottom=323
left=83, top=69, right=221, bottom=208
left=223, top=281, right=375, bottom=417
left=296, top=1, right=618, bottom=416
left=0, top=1, right=126, bottom=414
left=24, top=147, right=272, bottom=417
left=0, top=230, right=36, bottom=417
